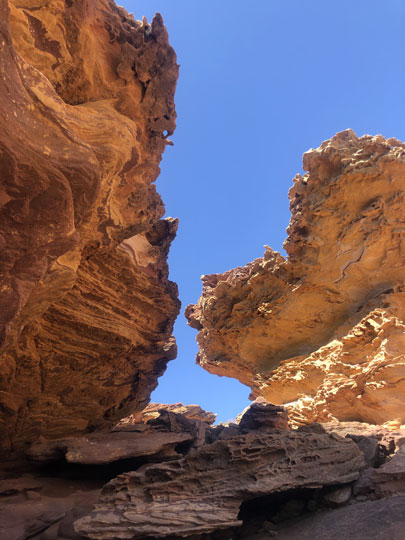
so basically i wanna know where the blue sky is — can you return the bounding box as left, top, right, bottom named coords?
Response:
left=121, top=1, right=405, bottom=422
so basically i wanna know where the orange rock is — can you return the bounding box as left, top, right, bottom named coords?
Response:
left=187, top=130, right=405, bottom=426
left=0, top=0, right=179, bottom=454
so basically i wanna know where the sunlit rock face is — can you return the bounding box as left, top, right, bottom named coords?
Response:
left=0, top=0, right=180, bottom=454
left=187, top=130, right=405, bottom=426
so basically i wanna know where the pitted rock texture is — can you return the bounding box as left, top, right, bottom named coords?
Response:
left=315, top=421, right=405, bottom=457
left=0, top=0, right=180, bottom=455
left=75, top=407, right=363, bottom=539
left=187, top=130, right=405, bottom=426
left=122, top=402, right=217, bottom=426
left=4, top=403, right=405, bottom=540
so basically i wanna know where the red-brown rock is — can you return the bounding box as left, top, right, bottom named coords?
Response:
left=27, top=408, right=214, bottom=465
left=75, top=426, right=363, bottom=538
left=121, top=402, right=217, bottom=426
left=236, top=397, right=289, bottom=431
left=0, top=0, right=180, bottom=455
left=372, top=445, right=405, bottom=497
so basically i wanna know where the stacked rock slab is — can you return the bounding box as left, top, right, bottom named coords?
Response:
left=186, top=130, right=405, bottom=426
left=0, top=0, right=180, bottom=455
left=1, top=402, right=404, bottom=539
left=75, top=401, right=364, bottom=539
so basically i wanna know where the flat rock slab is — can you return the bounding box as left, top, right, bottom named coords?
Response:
left=0, top=475, right=101, bottom=540
left=75, top=430, right=363, bottom=538
left=27, top=431, right=194, bottom=465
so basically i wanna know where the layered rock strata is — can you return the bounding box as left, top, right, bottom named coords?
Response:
left=0, top=402, right=403, bottom=539
left=187, top=130, right=405, bottom=426
left=0, top=0, right=180, bottom=454
left=27, top=407, right=214, bottom=465
left=75, top=402, right=364, bottom=539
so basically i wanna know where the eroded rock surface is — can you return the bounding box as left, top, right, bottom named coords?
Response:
left=27, top=406, right=215, bottom=465
left=141, top=402, right=217, bottom=424
left=187, top=130, right=405, bottom=426
left=2, top=402, right=404, bottom=539
left=0, top=0, right=180, bottom=455
left=75, top=403, right=363, bottom=539
left=0, top=474, right=101, bottom=540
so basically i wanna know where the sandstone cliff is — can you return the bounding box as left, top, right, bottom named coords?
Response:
left=0, top=0, right=180, bottom=455
left=187, top=130, right=405, bottom=426
left=2, top=2, right=405, bottom=538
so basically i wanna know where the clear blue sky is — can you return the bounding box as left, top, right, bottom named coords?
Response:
left=121, top=1, right=405, bottom=422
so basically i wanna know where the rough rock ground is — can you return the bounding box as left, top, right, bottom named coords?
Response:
left=1, top=401, right=404, bottom=539
left=187, top=129, right=405, bottom=427
left=0, top=0, right=180, bottom=456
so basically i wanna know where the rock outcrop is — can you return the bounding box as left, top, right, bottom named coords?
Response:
left=0, top=0, right=180, bottom=455
left=0, top=474, right=102, bottom=540
left=2, top=2, right=405, bottom=538
left=126, top=401, right=217, bottom=425
left=26, top=405, right=214, bottom=465
left=187, top=130, right=405, bottom=426
left=75, top=402, right=364, bottom=539
left=0, top=401, right=403, bottom=539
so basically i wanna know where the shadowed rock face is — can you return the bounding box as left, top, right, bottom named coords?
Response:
left=186, top=130, right=405, bottom=426
left=274, top=496, right=405, bottom=540
left=0, top=0, right=180, bottom=455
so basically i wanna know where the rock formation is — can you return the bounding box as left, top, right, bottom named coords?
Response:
left=26, top=405, right=214, bottom=465
left=1, top=402, right=404, bottom=539
left=75, top=402, right=364, bottom=539
left=187, top=130, right=405, bottom=426
left=2, top=1, right=405, bottom=539
left=273, top=496, right=405, bottom=540
left=0, top=0, right=180, bottom=455
left=125, top=401, right=217, bottom=425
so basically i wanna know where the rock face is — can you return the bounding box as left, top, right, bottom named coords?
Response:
left=187, top=130, right=405, bottom=426
left=2, top=3, right=405, bottom=537
left=75, top=403, right=364, bottom=539
left=0, top=0, right=180, bottom=455
left=373, top=445, right=405, bottom=497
